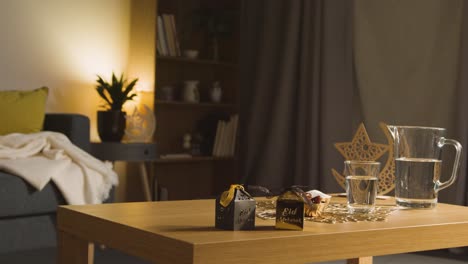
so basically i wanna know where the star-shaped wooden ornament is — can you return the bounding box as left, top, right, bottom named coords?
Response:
left=331, top=122, right=395, bottom=195
left=334, top=123, right=389, bottom=161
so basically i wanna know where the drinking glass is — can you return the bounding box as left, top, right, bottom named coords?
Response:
left=344, top=160, right=381, bottom=213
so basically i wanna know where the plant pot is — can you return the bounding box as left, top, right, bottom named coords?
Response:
left=97, top=110, right=126, bottom=142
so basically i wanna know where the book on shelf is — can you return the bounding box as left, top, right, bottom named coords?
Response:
left=162, top=14, right=175, bottom=56
left=158, top=14, right=181, bottom=57
left=156, top=39, right=162, bottom=55
left=219, top=121, right=229, bottom=156
left=160, top=153, right=192, bottom=159
left=157, top=15, right=169, bottom=56
left=169, top=14, right=181, bottom=56
left=224, top=118, right=234, bottom=156
left=212, top=121, right=222, bottom=156
left=228, top=115, right=238, bottom=155
left=212, top=121, right=225, bottom=156
left=212, top=114, right=238, bottom=157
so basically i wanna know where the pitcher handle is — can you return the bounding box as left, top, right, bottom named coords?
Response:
left=437, top=138, right=463, bottom=191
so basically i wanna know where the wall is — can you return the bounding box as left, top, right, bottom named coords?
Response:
left=127, top=0, right=156, bottom=96
left=123, top=0, right=157, bottom=202
left=0, top=0, right=131, bottom=141
left=0, top=0, right=156, bottom=202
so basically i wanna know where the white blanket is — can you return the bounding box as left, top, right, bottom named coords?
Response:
left=0, top=132, right=118, bottom=205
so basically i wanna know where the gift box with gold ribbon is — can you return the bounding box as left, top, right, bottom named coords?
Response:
left=215, top=184, right=256, bottom=230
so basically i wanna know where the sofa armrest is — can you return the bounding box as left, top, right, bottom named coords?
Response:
left=43, top=113, right=91, bottom=152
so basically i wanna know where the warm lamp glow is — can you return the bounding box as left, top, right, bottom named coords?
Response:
left=135, top=79, right=154, bottom=92
left=19, top=1, right=132, bottom=141
left=12, top=1, right=155, bottom=142
left=27, top=1, right=131, bottom=83
left=123, top=99, right=140, bottom=114
left=122, top=91, right=154, bottom=113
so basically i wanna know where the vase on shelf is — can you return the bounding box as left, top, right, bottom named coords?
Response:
left=183, top=80, right=200, bottom=103
left=210, top=81, right=222, bottom=103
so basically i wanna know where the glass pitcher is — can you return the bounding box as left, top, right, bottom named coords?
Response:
left=388, top=126, right=462, bottom=208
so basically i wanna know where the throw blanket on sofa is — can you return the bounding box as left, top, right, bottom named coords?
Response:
left=0, top=131, right=118, bottom=205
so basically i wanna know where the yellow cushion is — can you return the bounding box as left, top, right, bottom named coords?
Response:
left=0, top=87, right=48, bottom=135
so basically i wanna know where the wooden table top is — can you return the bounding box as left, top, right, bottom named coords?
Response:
left=57, top=198, right=468, bottom=264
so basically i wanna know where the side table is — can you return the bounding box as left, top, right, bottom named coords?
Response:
left=90, top=142, right=157, bottom=201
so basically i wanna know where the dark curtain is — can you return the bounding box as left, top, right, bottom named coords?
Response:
left=453, top=2, right=468, bottom=206
left=239, top=0, right=360, bottom=192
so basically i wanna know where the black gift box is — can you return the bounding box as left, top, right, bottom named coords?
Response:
left=215, top=185, right=256, bottom=230
left=275, top=189, right=306, bottom=230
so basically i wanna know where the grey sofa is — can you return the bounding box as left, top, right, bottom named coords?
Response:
left=0, top=113, right=93, bottom=254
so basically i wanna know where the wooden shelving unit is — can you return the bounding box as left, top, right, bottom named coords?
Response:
left=155, top=156, right=235, bottom=164
left=157, top=55, right=238, bottom=68
left=156, top=100, right=236, bottom=109
left=154, top=0, right=240, bottom=200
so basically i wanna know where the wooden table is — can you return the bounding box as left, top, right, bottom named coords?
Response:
left=57, top=198, right=468, bottom=264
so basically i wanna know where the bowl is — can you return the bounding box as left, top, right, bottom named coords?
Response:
left=183, top=49, right=199, bottom=59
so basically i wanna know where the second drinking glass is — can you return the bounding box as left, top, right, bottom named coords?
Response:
left=344, top=160, right=381, bottom=213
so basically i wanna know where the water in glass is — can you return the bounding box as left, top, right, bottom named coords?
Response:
left=395, top=157, right=442, bottom=208
left=346, top=175, right=378, bottom=213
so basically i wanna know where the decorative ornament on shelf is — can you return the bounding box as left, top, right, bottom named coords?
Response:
left=192, top=7, right=236, bottom=61
left=123, top=104, right=155, bottom=143
left=331, top=123, right=395, bottom=195
left=159, top=85, right=175, bottom=101
left=183, top=49, right=199, bottom=59
left=95, top=72, right=138, bottom=142
left=182, top=80, right=200, bottom=103
left=210, top=81, right=222, bottom=103
left=182, top=133, right=192, bottom=151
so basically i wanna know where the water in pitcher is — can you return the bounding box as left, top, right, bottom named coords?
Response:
left=346, top=176, right=378, bottom=213
left=395, top=158, right=442, bottom=208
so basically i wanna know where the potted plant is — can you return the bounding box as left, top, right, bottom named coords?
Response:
left=191, top=8, right=236, bottom=60
left=95, top=72, right=138, bottom=142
